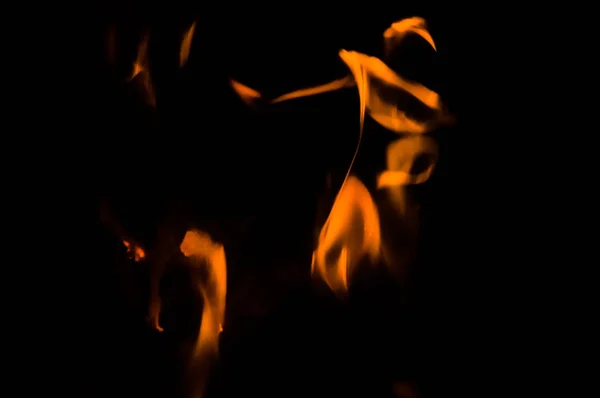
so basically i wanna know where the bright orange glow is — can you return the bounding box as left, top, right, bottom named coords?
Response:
left=122, top=239, right=145, bottom=262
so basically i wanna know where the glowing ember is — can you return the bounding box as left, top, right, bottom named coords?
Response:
left=122, top=239, right=145, bottom=262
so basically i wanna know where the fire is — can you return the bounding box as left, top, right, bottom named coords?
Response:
left=229, top=78, right=262, bottom=107
left=180, top=229, right=227, bottom=398
left=270, top=76, right=355, bottom=104
left=311, top=176, right=381, bottom=295
left=180, top=21, right=197, bottom=68
left=271, top=17, right=452, bottom=295
left=122, top=239, right=145, bottom=262
left=100, top=16, right=452, bottom=395
left=129, top=32, right=155, bottom=107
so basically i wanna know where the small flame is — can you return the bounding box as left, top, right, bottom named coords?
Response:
left=270, top=76, right=355, bottom=104
left=378, top=135, right=438, bottom=187
left=180, top=21, right=197, bottom=68
left=229, top=78, right=262, bottom=106
left=180, top=229, right=227, bottom=398
left=312, top=176, right=381, bottom=295
left=383, top=17, right=436, bottom=56
left=122, top=239, right=145, bottom=262
left=128, top=32, right=155, bottom=107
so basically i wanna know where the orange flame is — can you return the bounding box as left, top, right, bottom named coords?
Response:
left=271, top=76, right=356, bottom=104
left=271, top=17, right=452, bottom=295
left=180, top=21, right=197, bottom=68
left=383, top=17, right=436, bottom=56
left=129, top=32, right=155, bottom=107
left=180, top=229, right=227, bottom=398
left=122, top=239, right=145, bottom=262
left=311, top=176, right=381, bottom=295
left=229, top=78, right=262, bottom=107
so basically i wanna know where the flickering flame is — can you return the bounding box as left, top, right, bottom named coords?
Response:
left=271, top=17, right=452, bottom=295
left=311, top=176, right=381, bottom=295
left=377, top=135, right=439, bottom=188
left=229, top=79, right=262, bottom=107
left=122, top=239, right=145, bottom=262
left=129, top=32, right=155, bottom=107
left=383, top=17, right=436, bottom=56
left=338, top=49, right=443, bottom=134
left=180, top=229, right=227, bottom=398
left=180, top=21, right=196, bottom=68
left=271, top=76, right=355, bottom=104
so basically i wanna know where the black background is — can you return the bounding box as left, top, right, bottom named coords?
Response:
left=53, top=4, right=476, bottom=398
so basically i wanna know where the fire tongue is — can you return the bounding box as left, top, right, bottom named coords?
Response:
left=180, top=229, right=227, bottom=398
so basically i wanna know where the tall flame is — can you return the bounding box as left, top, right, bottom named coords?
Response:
left=180, top=229, right=227, bottom=398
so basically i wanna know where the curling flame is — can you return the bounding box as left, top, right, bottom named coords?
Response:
left=378, top=135, right=439, bottom=215
left=378, top=135, right=439, bottom=188
left=338, top=49, right=441, bottom=134
left=383, top=17, right=436, bottom=56
left=180, top=21, right=197, bottom=68
left=129, top=32, right=155, bottom=107
left=180, top=229, right=227, bottom=398
left=312, top=176, right=381, bottom=295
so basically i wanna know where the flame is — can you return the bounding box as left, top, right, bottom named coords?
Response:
left=378, top=136, right=438, bottom=187
left=339, top=49, right=443, bottom=134
left=302, top=18, right=452, bottom=294
left=122, top=239, right=145, bottom=262
left=180, top=229, right=227, bottom=398
left=270, top=76, right=356, bottom=104
left=229, top=78, right=262, bottom=107
left=312, top=176, right=381, bottom=295
left=180, top=21, right=197, bottom=68
left=128, top=32, right=155, bottom=107
left=383, top=17, right=436, bottom=56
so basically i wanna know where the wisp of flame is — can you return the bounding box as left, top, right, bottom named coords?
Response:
left=180, top=229, right=227, bottom=398
left=180, top=21, right=197, bottom=68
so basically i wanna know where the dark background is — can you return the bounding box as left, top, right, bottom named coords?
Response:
left=58, top=4, right=472, bottom=398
